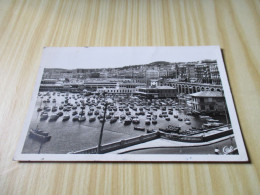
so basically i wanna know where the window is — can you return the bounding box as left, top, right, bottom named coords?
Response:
left=201, top=105, right=205, bottom=110
left=209, top=105, right=214, bottom=110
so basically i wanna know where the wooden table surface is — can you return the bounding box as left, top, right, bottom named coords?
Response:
left=1, top=0, right=260, bottom=194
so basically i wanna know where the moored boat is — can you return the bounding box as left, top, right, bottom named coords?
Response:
left=40, top=113, right=48, bottom=120
left=62, top=114, right=70, bottom=121
left=78, top=116, right=86, bottom=122
left=89, top=116, right=96, bottom=122
left=29, top=129, right=51, bottom=142
left=145, top=119, right=151, bottom=125
left=124, top=119, right=132, bottom=125
left=110, top=117, right=118, bottom=123
left=49, top=114, right=59, bottom=121
left=134, top=126, right=145, bottom=131
left=72, top=115, right=79, bottom=121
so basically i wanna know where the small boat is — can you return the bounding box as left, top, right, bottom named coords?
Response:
left=120, top=114, right=126, bottom=120
left=134, top=126, right=145, bottom=131
left=106, top=115, right=111, bottom=119
left=124, top=119, right=132, bottom=125
left=72, top=115, right=79, bottom=121
left=145, top=120, right=151, bottom=125
left=40, top=113, right=48, bottom=120
left=152, top=120, right=157, bottom=124
left=114, top=115, right=120, bottom=119
left=206, top=119, right=219, bottom=122
left=110, top=117, right=118, bottom=123
left=52, top=106, right=57, bottom=112
left=72, top=111, right=78, bottom=115
left=62, top=114, right=70, bottom=121
left=199, top=115, right=212, bottom=119
left=78, top=116, right=86, bottom=122
left=29, top=129, right=51, bottom=142
left=99, top=118, right=106, bottom=122
left=57, top=111, right=63, bottom=116
left=89, top=116, right=96, bottom=122
left=37, top=107, right=42, bottom=112
left=49, top=114, right=59, bottom=121
left=159, top=125, right=181, bottom=133
left=132, top=118, right=140, bottom=124
left=203, top=122, right=223, bottom=128
left=185, top=120, right=191, bottom=125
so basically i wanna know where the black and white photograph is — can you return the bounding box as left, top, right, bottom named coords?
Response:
left=14, top=46, right=248, bottom=162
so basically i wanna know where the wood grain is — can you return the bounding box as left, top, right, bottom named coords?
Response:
left=0, top=0, right=260, bottom=194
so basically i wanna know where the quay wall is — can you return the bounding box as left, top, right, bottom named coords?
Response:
left=69, top=132, right=160, bottom=154
left=69, top=127, right=234, bottom=154
left=160, top=129, right=233, bottom=143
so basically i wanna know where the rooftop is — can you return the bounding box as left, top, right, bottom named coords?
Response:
left=190, top=91, right=223, bottom=97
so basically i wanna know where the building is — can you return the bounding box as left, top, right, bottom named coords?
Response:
left=146, top=70, right=159, bottom=79
left=41, top=79, right=57, bottom=84
left=135, top=86, right=177, bottom=99
left=97, top=82, right=146, bottom=94
left=190, top=91, right=226, bottom=114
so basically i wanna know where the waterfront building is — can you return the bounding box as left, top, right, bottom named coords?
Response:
left=97, top=83, right=146, bottom=94
left=190, top=91, right=226, bottom=114
left=135, top=86, right=177, bottom=99
left=41, top=79, right=57, bottom=84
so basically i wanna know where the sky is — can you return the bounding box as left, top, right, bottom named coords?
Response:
left=40, top=46, right=221, bottom=69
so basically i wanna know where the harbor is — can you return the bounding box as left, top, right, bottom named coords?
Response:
left=22, top=91, right=234, bottom=154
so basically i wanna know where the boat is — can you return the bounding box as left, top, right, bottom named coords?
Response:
left=206, top=119, right=219, bottom=122
left=40, top=113, right=48, bottom=120
left=134, top=126, right=145, bottom=131
left=199, top=115, right=212, bottom=120
left=37, top=107, right=42, bottom=112
left=159, top=125, right=181, bottom=133
left=72, top=111, right=78, bottom=116
left=29, top=128, right=51, bottom=142
left=52, top=106, right=57, bottom=112
left=72, top=115, right=79, bottom=121
left=203, top=122, right=223, bottom=128
left=185, top=120, right=191, bottom=125
left=62, top=114, right=70, bottom=121
left=132, top=118, right=140, bottom=124
left=145, top=119, right=151, bottom=125
left=89, top=116, right=96, bottom=122
left=106, top=115, right=111, bottom=119
left=110, top=117, right=118, bottom=123
left=152, top=120, right=157, bottom=124
left=124, top=119, right=132, bottom=125
left=49, top=114, right=59, bottom=121
left=120, top=114, right=126, bottom=120
left=57, top=111, right=63, bottom=116
left=78, top=116, right=86, bottom=122
left=99, top=118, right=106, bottom=122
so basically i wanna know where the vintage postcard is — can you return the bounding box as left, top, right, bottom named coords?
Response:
left=14, top=46, right=248, bottom=162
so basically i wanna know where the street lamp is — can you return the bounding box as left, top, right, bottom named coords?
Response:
left=97, top=92, right=113, bottom=154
